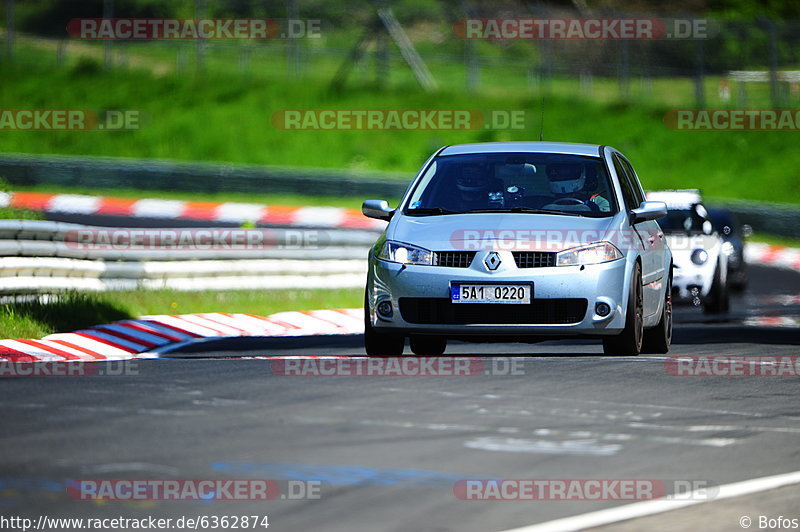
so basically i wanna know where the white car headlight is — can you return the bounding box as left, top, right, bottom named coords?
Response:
left=378, top=241, right=433, bottom=266
left=691, top=248, right=709, bottom=265
left=556, top=242, right=622, bottom=267
left=722, top=241, right=734, bottom=256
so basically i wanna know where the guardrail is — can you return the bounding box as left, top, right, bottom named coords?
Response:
left=0, top=220, right=372, bottom=293
left=0, top=153, right=410, bottom=198
left=713, top=199, right=800, bottom=240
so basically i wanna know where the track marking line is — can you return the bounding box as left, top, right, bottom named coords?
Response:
left=497, top=469, right=800, bottom=532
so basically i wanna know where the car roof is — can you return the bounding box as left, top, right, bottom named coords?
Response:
left=439, top=142, right=604, bottom=157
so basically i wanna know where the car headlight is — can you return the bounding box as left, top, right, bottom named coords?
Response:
left=691, top=248, right=709, bottom=265
left=556, top=242, right=622, bottom=267
left=377, top=241, right=433, bottom=266
left=721, top=241, right=734, bottom=257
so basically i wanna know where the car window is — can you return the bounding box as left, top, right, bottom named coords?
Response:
left=403, top=152, right=617, bottom=217
left=612, top=154, right=639, bottom=211
left=660, top=206, right=713, bottom=234
left=619, top=156, right=645, bottom=206
left=405, top=161, right=438, bottom=208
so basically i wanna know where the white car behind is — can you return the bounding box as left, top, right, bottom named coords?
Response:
left=647, top=190, right=729, bottom=314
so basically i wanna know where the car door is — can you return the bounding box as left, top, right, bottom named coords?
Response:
left=613, top=154, right=663, bottom=319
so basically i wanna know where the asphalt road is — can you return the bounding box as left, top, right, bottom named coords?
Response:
left=1, top=265, right=798, bottom=532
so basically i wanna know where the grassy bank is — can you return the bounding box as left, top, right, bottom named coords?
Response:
left=2, top=47, right=800, bottom=204
left=749, top=234, right=800, bottom=248
left=0, top=288, right=362, bottom=339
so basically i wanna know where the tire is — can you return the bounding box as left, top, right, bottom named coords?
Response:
left=642, top=272, right=672, bottom=354
left=364, top=293, right=404, bottom=356
left=703, top=261, right=730, bottom=314
left=410, top=335, right=447, bottom=356
left=603, top=262, right=644, bottom=356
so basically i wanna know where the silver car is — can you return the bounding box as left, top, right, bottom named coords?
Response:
left=362, top=142, right=672, bottom=356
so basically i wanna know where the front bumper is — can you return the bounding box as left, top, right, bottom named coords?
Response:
left=672, top=262, right=715, bottom=300
left=367, top=250, right=629, bottom=336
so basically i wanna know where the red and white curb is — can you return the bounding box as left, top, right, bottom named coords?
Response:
left=745, top=242, right=800, bottom=273
left=0, top=191, right=384, bottom=231
left=0, top=308, right=364, bottom=363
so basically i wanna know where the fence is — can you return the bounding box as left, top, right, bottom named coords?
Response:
left=4, top=2, right=800, bottom=106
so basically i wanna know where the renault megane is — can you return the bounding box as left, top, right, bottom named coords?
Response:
left=362, top=142, right=672, bottom=356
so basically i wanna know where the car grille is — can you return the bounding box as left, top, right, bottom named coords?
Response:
left=433, top=251, right=476, bottom=268
left=512, top=252, right=556, bottom=268
left=399, top=298, right=588, bottom=325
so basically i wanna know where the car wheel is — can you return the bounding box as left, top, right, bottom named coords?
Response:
left=730, top=272, right=747, bottom=292
left=410, top=335, right=447, bottom=356
left=364, top=293, right=404, bottom=356
left=703, top=261, right=729, bottom=314
left=642, top=272, right=672, bottom=354
left=603, top=262, right=643, bottom=356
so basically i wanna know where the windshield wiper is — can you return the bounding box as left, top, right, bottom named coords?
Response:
left=405, top=207, right=463, bottom=216
left=469, top=207, right=585, bottom=217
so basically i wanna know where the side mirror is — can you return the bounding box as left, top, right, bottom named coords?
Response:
left=362, top=200, right=394, bottom=221
left=631, top=201, right=667, bottom=224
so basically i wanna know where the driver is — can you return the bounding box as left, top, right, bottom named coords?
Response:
left=453, top=164, right=491, bottom=210
left=546, top=163, right=609, bottom=212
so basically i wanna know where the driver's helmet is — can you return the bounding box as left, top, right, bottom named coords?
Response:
left=455, top=165, right=490, bottom=202
left=546, top=163, right=586, bottom=195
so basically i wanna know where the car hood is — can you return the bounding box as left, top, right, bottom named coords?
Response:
left=388, top=213, right=620, bottom=252
left=664, top=233, right=721, bottom=267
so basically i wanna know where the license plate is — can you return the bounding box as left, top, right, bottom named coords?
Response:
left=451, top=283, right=531, bottom=304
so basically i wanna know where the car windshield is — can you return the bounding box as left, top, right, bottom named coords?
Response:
left=659, top=208, right=713, bottom=234
left=403, top=153, right=618, bottom=217
left=708, top=209, right=737, bottom=236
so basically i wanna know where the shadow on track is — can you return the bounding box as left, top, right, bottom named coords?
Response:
left=673, top=326, right=800, bottom=345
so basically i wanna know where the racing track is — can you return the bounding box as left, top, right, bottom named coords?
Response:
left=1, top=264, right=798, bottom=531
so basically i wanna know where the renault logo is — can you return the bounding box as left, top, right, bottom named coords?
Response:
left=484, top=251, right=501, bottom=271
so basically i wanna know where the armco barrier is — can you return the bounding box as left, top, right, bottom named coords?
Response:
left=0, top=220, right=372, bottom=293
left=0, top=153, right=410, bottom=198
left=0, top=220, right=375, bottom=260
left=0, top=257, right=368, bottom=293
left=713, top=198, right=800, bottom=239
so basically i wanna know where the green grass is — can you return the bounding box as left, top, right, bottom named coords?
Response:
left=1, top=288, right=362, bottom=339
left=2, top=44, right=800, bottom=206
left=0, top=178, right=44, bottom=219
left=749, top=233, right=800, bottom=248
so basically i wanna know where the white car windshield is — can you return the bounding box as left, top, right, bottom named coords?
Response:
left=404, top=153, right=617, bottom=217
left=660, top=207, right=714, bottom=235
